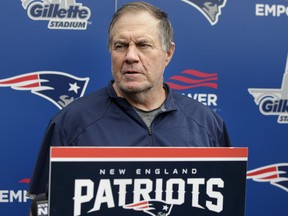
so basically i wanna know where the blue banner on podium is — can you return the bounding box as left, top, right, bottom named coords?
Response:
left=49, top=147, right=248, bottom=216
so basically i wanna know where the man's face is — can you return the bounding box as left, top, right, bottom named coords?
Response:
left=110, top=11, right=174, bottom=95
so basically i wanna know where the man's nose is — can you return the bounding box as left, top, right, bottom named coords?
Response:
left=124, top=44, right=139, bottom=63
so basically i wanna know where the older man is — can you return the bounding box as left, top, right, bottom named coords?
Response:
left=28, top=1, right=231, bottom=202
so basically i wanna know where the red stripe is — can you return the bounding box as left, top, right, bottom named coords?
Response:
left=247, top=166, right=276, bottom=177
left=127, top=201, right=148, bottom=207
left=182, top=70, right=217, bottom=78
left=260, top=174, right=278, bottom=180
left=51, top=147, right=248, bottom=158
left=166, top=82, right=218, bottom=90
left=17, top=82, right=40, bottom=89
left=19, top=178, right=30, bottom=184
left=0, top=74, right=38, bottom=85
left=169, top=75, right=218, bottom=84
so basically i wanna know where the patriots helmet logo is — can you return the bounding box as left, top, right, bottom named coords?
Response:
left=182, top=0, right=227, bottom=25
left=247, top=163, right=288, bottom=192
left=0, top=71, right=89, bottom=109
left=123, top=200, right=173, bottom=216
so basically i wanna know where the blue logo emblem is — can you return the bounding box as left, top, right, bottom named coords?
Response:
left=247, top=163, right=288, bottom=192
left=181, top=0, right=227, bottom=25
left=123, top=200, right=173, bottom=216
left=0, top=71, right=89, bottom=109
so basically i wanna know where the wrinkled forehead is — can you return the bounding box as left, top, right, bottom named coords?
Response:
left=111, top=11, right=159, bottom=30
left=110, top=11, right=160, bottom=38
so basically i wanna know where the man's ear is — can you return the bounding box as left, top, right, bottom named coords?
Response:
left=165, top=42, right=175, bottom=65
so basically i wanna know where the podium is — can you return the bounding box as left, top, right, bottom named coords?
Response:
left=49, top=147, right=248, bottom=216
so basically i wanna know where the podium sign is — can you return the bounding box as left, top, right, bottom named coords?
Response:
left=49, top=147, right=248, bottom=216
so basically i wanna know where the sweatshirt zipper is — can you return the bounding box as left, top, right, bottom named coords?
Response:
left=147, top=127, right=152, bottom=136
left=146, top=109, right=169, bottom=138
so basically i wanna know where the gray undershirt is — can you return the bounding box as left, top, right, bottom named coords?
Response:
left=133, top=104, right=166, bottom=128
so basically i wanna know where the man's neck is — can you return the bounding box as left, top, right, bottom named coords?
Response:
left=113, top=83, right=166, bottom=111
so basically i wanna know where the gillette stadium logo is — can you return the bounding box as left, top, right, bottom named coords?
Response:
left=166, top=69, right=218, bottom=108
left=21, top=0, right=91, bottom=30
left=248, top=56, right=288, bottom=124
left=181, top=0, right=227, bottom=25
left=0, top=71, right=89, bottom=109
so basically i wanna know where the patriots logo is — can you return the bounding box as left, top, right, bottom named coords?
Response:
left=247, top=163, right=288, bottom=192
left=123, top=200, right=173, bottom=216
left=0, top=71, right=89, bottom=109
left=181, top=0, right=227, bottom=25
left=166, top=69, right=218, bottom=90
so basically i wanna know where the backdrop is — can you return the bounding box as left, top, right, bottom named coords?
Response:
left=0, top=0, right=287, bottom=215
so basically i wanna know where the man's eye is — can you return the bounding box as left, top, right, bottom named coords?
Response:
left=113, top=43, right=127, bottom=51
left=138, top=43, right=150, bottom=49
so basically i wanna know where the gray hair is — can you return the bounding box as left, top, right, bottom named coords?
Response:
left=108, top=1, right=174, bottom=52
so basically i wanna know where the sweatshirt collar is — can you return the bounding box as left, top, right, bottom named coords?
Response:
left=107, top=80, right=177, bottom=111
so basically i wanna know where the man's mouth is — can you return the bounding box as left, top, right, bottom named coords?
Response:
left=123, top=70, right=141, bottom=75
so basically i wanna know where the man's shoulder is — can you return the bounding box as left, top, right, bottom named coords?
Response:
left=172, top=91, right=211, bottom=113
left=171, top=91, right=223, bottom=124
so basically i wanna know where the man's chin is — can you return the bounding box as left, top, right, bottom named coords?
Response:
left=119, top=83, right=151, bottom=94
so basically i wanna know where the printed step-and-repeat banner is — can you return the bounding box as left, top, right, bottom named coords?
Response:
left=0, top=0, right=287, bottom=215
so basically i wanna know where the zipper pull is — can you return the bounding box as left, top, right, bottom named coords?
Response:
left=148, top=127, right=152, bottom=136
